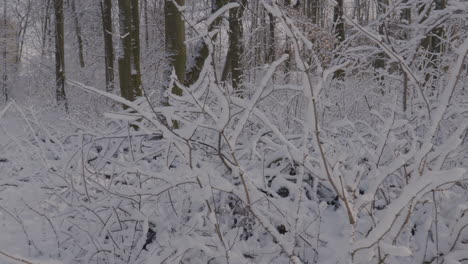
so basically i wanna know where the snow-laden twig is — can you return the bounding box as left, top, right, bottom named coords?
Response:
left=343, top=14, right=432, bottom=120
left=229, top=54, right=289, bottom=146
left=353, top=168, right=466, bottom=254
left=0, top=101, right=12, bottom=119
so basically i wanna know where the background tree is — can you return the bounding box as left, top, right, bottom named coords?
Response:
left=54, top=0, right=66, bottom=108
left=101, top=0, right=114, bottom=92
left=40, top=0, right=51, bottom=56
left=373, top=0, right=388, bottom=71
left=333, top=0, right=345, bottom=79
left=185, top=0, right=227, bottom=86
left=222, top=0, right=247, bottom=95
left=421, top=0, right=447, bottom=87
left=12, top=0, right=31, bottom=64
left=164, top=0, right=186, bottom=97
left=69, top=0, right=84, bottom=68
left=2, top=0, right=8, bottom=102
left=117, top=0, right=142, bottom=104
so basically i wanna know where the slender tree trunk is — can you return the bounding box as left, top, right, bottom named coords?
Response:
left=15, top=0, right=32, bottom=64
left=402, top=71, right=409, bottom=115
left=249, top=0, right=258, bottom=72
left=164, top=0, right=186, bottom=97
left=354, top=0, right=361, bottom=23
left=54, top=0, right=67, bottom=109
left=284, top=39, right=292, bottom=82
left=143, top=0, right=149, bottom=48
left=185, top=0, right=226, bottom=86
left=333, top=0, right=345, bottom=79
left=421, top=0, right=446, bottom=88
left=118, top=0, right=142, bottom=105
left=222, top=0, right=247, bottom=95
left=129, top=0, right=141, bottom=98
left=373, top=0, right=387, bottom=71
left=118, top=0, right=131, bottom=104
left=267, top=12, right=275, bottom=63
left=101, top=0, right=114, bottom=92
left=70, top=0, right=85, bottom=67
left=309, top=0, right=319, bottom=24
left=261, top=8, right=267, bottom=64
left=333, top=0, right=345, bottom=43
left=431, top=0, right=446, bottom=55
left=41, top=0, right=51, bottom=56
left=2, top=0, right=7, bottom=102
left=363, top=0, right=369, bottom=24
left=401, top=0, right=410, bottom=112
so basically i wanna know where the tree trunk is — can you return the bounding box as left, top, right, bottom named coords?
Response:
left=373, top=0, right=387, bottom=71
left=267, top=12, right=275, bottom=63
left=101, top=0, right=114, bottom=92
left=185, top=0, right=226, bottom=86
left=69, top=0, right=84, bottom=67
left=222, top=0, right=247, bottom=95
left=118, top=0, right=142, bottom=105
left=252, top=0, right=261, bottom=70
left=401, top=0, right=410, bottom=112
left=333, top=0, right=345, bottom=43
left=70, top=0, right=84, bottom=68
left=164, top=0, right=186, bottom=97
left=54, top=0, right=67, bottom=109
left=41, top=0, right=51, bottom=56
left=333, top=0, right=345, bottom=79
left=309, top=0, right=319, bottom=24
left=129, top=0, right=141, bottom=97
left=354, top=0, right=361, bottom=24
left=2, top=0, right=7, bottom=102
left=15, top=0, right=32, bottom=64
left=143, top=0, right=149, bottom=48
left=421, top=0, right=446, bottom=87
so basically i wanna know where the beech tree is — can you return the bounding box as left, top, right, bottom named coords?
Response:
left=185, top=0, right=227, bottom=86
left=373, top=0, right=388, bottom=71
left=2, top=0, right=7, bottom=102
left=164, top=0, right=186, bottom=97
left=117, top=0, right=142, bottom=104
left=54, top=0, right=66, bottom=108
left=70, top=0, right=84, bottom=68
left=101, top=0, right=114, bottom=92
left=421, top=0, right=447, bottom=87
left=222, top=0, right=247, bottom=95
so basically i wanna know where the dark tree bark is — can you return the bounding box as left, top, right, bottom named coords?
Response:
left=164, top=0, right=186, bottom=96
left=421, top=0, right=446, bottom=87
left=118, top=0, right=142, bottom=105
left=333, top=0, right=345, bottom=43
left=101, top=0, right=114, bottom=92
left=2, top=0, right=7, bottom=102
left=353, top=0, right=361, bottom=24
left=70, top=0, right=85, bottom=68
left=54, top=0, right=67, bottom=108
left=309, top=0, right=319, bottom=24
left=143, top=0, right=149, bottom=48
left=267, top=12, right=275, bottom=63
left=15, top=0, right=32, bottom=64
left=41, top=0, right=51, bottom=56
left=333, top=0, right=345, bottom=79
left=222, top=0, right=247, bottom=95
left=185, top=0, right=227, bottom=86
left=401, top=0, right=410, bottom=112
left=373, top=0, right=387, bottom=71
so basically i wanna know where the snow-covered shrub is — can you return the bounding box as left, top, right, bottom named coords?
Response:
left=19, top=1, right=466, bottom=264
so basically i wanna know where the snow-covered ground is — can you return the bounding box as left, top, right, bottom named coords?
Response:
left=0, top=102, right=70, bottom=264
